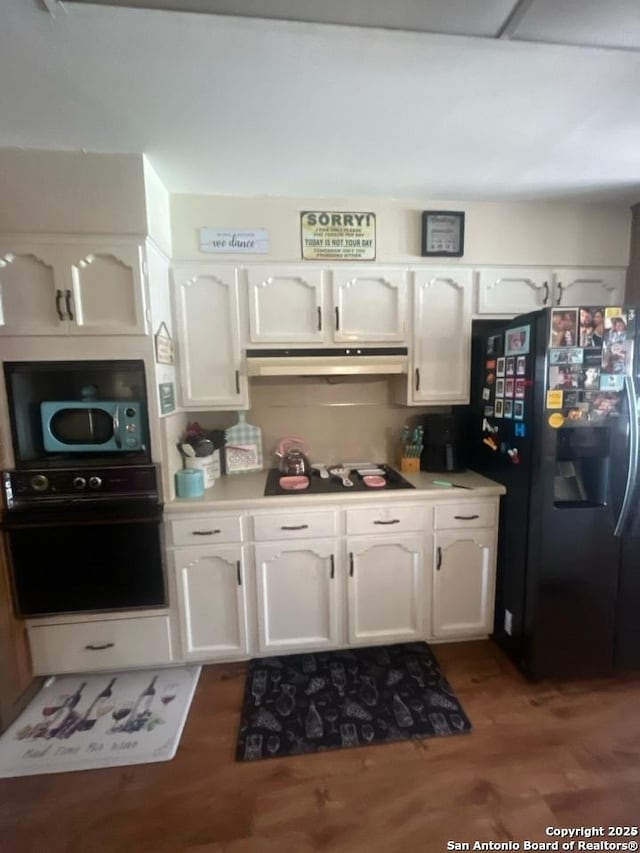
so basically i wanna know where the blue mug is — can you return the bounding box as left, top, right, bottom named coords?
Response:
left=175, top=468, right=205, bottom=499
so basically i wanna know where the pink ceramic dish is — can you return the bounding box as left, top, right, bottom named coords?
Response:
left=279, top=475, right=310, bottom=491
left=362, top=475, right=386, bottom=488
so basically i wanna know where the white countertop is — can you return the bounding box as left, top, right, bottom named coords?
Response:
left=164, top=469, right=505, bottom=512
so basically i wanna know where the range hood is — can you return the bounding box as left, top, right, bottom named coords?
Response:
left=246, top=347, right=408, bottom=377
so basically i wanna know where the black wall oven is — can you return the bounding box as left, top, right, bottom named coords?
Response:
left=2, top=465, right=167, bottom=618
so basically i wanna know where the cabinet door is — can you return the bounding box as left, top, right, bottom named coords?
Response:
left=0, top=245, right=67, bottom=335
left=476, top=267, right=551, bottom=315
left=65, top=244, right=147, bottom=335
left=173, top=265, right=247, bottom=408
left=432, top=529, right=495, bottom=639
left=331, top=267, right=407, bottom=342
left=174, top=545, right=249, bottom=660
left=255, top=539, right=340, bottom=654
left=552, top=268, right=626, bottom=307
left=246, top=265, right=325, bottom=343
left=411, top=268, right=472, bottom=404
left=347, top=535, right=424, bottom=646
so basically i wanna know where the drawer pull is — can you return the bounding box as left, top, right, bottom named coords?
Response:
left=236, top=560, right=242, bottom=586
left=349, top=552, right=354, bottom=577
left=192, top=529, right=221, bottom=536
left=436, top=546, right=442, bottom=571
left=373, top=519, right=400, bottom=525
left=329, top=554, right=335, bottom=579
left=85, top=642, right=115, bottom=651
left=280, top=524, right=309, bottom=530
left=453, top=514, right=480, bottom=521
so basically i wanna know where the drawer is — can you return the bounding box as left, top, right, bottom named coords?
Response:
left=169, top=513, right=243, bottom=546
left=252, top=509, right=337, bottom=541
left=434, top=501, right=497, bottom=530
left=28, top=615, right=173, bottom=675
left=345, top=504, right=426, bottom=535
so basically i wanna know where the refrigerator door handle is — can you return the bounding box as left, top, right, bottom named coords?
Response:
left=614, top=375, right=639, bottom=537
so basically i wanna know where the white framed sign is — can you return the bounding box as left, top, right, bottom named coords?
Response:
left=199, top=228, right=270, bottom=254
left=301, top=211, right=376, bottom=260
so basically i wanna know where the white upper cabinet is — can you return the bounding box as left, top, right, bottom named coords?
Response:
left=0, top=241, right=147, bottom=336
left=409, top=267, right=472, bottom=405
left=244, top=264, right=407, bottom=346
left=552, top=268, right=626, bottom=307
left=476, top=267, right=552, bottom=315
left=173, top=264, right=248, bottom=409
left=476, top=266, right=626, bottom=315
left=331, top=267, right=407, bottom=343
left=246, top=265, right=325, bottom=344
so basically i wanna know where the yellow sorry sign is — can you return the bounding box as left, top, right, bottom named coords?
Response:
left=301, top=211, right=376, bottom=260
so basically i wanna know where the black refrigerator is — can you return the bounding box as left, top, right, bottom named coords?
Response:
left=463, top=305, right=640, bottom=680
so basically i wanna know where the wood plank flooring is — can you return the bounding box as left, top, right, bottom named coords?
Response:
left=1, top=640, right=640, bottom=853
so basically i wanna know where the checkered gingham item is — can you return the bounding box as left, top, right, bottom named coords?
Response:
left=224, top=413, right=263, bottom=473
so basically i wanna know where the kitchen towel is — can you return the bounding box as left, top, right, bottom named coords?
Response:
left=236, top=642, right=471, bottom=761
left=0, top=666, right=201, bottom=777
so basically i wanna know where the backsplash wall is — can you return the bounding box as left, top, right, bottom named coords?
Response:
left=191, top=376, right=445, bottom=466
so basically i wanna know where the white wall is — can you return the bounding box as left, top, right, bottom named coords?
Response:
left=171, top=194, right=631, bottom=267
left=0, top=149, right=147, bottom=236
left=143, top=157, right=172, bottom=256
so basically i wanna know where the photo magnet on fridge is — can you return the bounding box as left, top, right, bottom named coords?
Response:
left=514, top=401, right=524, bottom=420
left=505, top=325, right=530, bottom=356
left=495, top=378, right=505, bottom=397
left=496, top=357, right=506, bottom=377
left=516, top=356, right=526, bottom=376
left=494, top=399, right=504, bottom=418
left=550, top=308, right=578, bottom=347
left=504, top=400, right=514, bottom=419
left=506, top=357, right=515, bottom=376
left=482, top=387, right=491, bottom=401
left=515, top=380, right=525, bottom=399
left=505, top=379, right=515, bottom=397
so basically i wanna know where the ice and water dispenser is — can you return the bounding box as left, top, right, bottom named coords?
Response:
left=553, top=427, right=610, bottom=507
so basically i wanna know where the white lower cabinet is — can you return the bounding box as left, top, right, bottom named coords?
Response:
left=165, top=496, right=499, bottom=664
left=346, top=534, right=425, bottom=646
left=254, top=539, right=341, bottom=654
left=28, top=614, right=173, bottom=676
left=432, top=529, right=496, bottom=639
left=173, top=544, right=249, bottom=660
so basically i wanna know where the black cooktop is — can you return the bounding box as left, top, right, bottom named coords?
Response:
left=264, top=465, right=416, bottom=497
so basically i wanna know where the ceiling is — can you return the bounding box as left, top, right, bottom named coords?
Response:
left=1, top=0, right=639, bottom=203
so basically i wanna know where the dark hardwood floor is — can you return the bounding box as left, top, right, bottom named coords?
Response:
left=1, top=640, right=639, bottom=853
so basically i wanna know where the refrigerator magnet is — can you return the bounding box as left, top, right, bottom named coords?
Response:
left=483, top=405, right=495, bottom=417
left=550, top=308, right=578, bottom=347
left=495, top=399, right=504, bottom=418
left=515, top=422, right=526, bottom=436
left=548, top=412, right=565, bottom=428
left=515, top=379, right=525, bottom=399
left=506, top=357, right=515, bottom=375
left=516, top=356, right=526, bottom=375
left=546, top=389, right=563, bottom=409
left=505, top=325, right=530, bottom=356
left=482, top=387, right=491, bottom=401
left=513, top=401, right=524, bottom=420
left=505, top=378, right=515, bottom=397
left=599, top=374, right=624, bottom=391
left=497, top=357, right=506, bottom=377
left=504, top=400, right=514, bottom=419
left=495, top=378, right=505, bottom=397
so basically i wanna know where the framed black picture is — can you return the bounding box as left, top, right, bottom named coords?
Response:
left=421, top=210, right=465, bottom=257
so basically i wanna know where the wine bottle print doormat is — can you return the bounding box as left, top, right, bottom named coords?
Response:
left=236, top=643, right=471, bottom=761
left=0, top=666, right=201, bottom=777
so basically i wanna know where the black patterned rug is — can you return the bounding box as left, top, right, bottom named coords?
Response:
left=236, top=642, right=471, bottom=761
